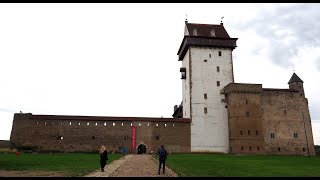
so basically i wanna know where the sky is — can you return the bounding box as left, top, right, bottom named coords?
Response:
left=0, top=3, right=319, bottom=145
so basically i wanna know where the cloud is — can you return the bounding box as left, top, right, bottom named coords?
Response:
left=0, top=108, right=16, bottom=113
left=232, top=4, right=320, bottom=69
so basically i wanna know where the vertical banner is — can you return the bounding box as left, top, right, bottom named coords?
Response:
left=131, top=126, right=137, bottom=152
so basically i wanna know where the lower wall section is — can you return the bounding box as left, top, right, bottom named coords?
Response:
left=10, top=113, right=191, bottom=153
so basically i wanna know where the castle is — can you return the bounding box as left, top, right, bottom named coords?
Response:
left=10, top=20, right=315, bottom=156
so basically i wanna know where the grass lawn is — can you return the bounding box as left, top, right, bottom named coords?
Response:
left=0, top=152, right=122, bottom=176
left=165, top=153, right=320, bottom=177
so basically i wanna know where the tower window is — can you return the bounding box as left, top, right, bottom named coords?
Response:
left=217, top=81, right=220, bottom=87
left=204, top=59, right=207, bottom=62
left=193, top=28, right=197, bottom=35
left=204, top=107, right=207, bottom=113
left=204, top=94, right=207, bottom=99
left=271, top=133, right=275, bottom=138
left=219, top=51, right=222, bottom=56
left=209, top=54, right=211, bottom=58
left=294, top=132, right=298, bottom=138
left=180, top=67, right=186, bottom=79
left=217, top=66, right=220, bottom=72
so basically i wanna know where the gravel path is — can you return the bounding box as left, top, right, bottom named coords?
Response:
left=84, top=154, right=178, bottom=177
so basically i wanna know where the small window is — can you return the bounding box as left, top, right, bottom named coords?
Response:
left=60, top=122, right=63, bottom=125
left=113, top=123, right=115, bottom=126
left=122, top=123, right=124, bottom=126
left=302, top=147, right=306, bottom=152
left=248, top=130, right=251, bottom=135
left=219, top=51, right=222, bottom=56
left=87, top=122, right=90, bottom=126
left=204, top=59, right=207, bottom=62
left=59, top=136, right=63, bottom=140
left=209, top=54, right=211, bottom=58
left=147, top=123, right=150, bottom=126
left=165, top=124, right=167, bottom=127
left=78, top=122, right=81, bottom=125
left=156, top=123, right=158, bottom=126
left=246, top=99, right=248, bottom=104
left=138, top=123, right=141, bottom=126
left=92, top=136, right=96, bottom=140
left=256, top=131, right=258, bottom=135
left=246, top=111, right=249, bottom=117
left=124, top=136, right=129, bottom=140
left=257, top=146, right=260, bottom=151
left=217, top=81, right=220, bottom=87
left=204, top=94, right=207, bottom=99
left=217, top=66, right=220, bottom=72
left=131, top=123, right=133, bottom=126
left=44, top=122, right=47, bottom=125
left=271, top=133, right=275, bottom=138
left=240, top=130, right=243, bottom=135
left=69, top=122, right=72, bottom=125
left=294, top=132, right=298, bottom=138
left=173, top=124, right=175, bottom=127
left=155, top=135, right=160, bottom=140
left=204, top=107, right=207, bottom=113
left=283, top=110, right=286, bottom=114
left=36, top=121, right=38, bottom=125
left=104, top=122, right=106, bottom=126
left=278, top=147, right=281, bottom=152
left=95, top=123, right=98, bottom=126
left=249, top=146, right=251, bottom=151
left=241, top=146, right=244, bottom=151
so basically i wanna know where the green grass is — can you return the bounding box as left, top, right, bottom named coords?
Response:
left=0, top=152, right=122, bottom=176
left=2, top=152, right=320, bottom=177
left=165, top=154, right=320, bottom=177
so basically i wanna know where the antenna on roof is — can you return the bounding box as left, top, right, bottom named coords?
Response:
left=185, top=14, right=188, bottom=24
left=221, top=16, right=224, bottom=23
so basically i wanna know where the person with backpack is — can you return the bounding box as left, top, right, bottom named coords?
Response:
left=156, top=145, right=168, bottom=175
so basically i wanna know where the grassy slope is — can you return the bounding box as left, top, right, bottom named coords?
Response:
left=0, top=152, right=122, bottom=176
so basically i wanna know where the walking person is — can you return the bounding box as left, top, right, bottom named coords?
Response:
left=99, top=145, right=108, bottom=172
left=121, top=146, right=127, bottom=157
left=156, top=145, right=168, bottom=175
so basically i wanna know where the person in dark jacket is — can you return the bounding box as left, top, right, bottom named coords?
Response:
left=99, top=145, right=108, bottom=172
left=156, top=145, right=168, bottom=175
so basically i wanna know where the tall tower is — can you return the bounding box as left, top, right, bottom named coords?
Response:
left=177, top=20, right=237, bottom=153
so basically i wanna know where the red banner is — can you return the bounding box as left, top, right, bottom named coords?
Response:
left=131, top=126, right=137, bottom=151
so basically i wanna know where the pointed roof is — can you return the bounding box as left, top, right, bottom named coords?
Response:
left=288, top=73, right=304, bottom=84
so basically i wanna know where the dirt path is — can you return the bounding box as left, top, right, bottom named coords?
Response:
left=84, top=154, right=178, bottom=177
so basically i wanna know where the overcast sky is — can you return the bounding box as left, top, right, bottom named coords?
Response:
left=0, top=3, right=319, bottom=145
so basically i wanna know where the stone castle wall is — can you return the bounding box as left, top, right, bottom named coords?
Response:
left=10, top=113, right=191, bottom=154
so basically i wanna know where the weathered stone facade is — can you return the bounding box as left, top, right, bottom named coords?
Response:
left=222, top=78, right=316, bottom=156
left=10, top=113, right=191, bottom=153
